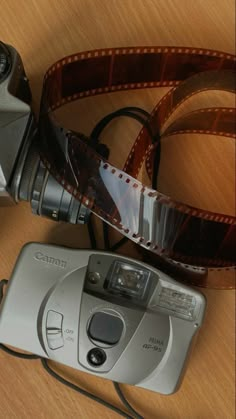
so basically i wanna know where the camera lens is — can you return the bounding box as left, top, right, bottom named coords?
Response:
left=1, top=42, right=88, bottom=224
left=0, top=42, right=11, bottom=82
left=87, top=348, right=107, bottom=366
left=18, top=140, right=90, bottom=224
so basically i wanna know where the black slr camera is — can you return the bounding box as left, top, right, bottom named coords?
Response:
left=0, top=41, right=89, bottom=223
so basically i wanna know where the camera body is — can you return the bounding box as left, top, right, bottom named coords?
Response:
left=0, top=42, right=34, bottom=205
left=0, top=41, right=90, bottom=222
left=0, top=243, right=206, bottom=394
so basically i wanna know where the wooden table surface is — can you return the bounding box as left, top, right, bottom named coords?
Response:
left=0, top=1, right=235, bottom=418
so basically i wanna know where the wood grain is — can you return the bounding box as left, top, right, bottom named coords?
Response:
left=0, top=1, right=235, bottom=418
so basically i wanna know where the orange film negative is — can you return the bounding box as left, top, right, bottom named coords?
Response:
left=39, top=47, right=236, bottom=289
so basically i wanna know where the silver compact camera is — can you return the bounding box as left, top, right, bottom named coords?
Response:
left=0, top=243, right=206, bottom=395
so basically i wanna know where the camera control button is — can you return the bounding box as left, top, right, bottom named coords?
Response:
left=46, top=310, right=64, bottom=350
left=88, top=312, right=123, bottom=345
left=87, top=348, right=107, bottom=366
left=46, top=310, right=63, bottom=330
left=47, top=333, right=64, bottom=350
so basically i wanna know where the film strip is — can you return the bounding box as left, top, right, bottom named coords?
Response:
left=39, top=46, right=236, bottom=288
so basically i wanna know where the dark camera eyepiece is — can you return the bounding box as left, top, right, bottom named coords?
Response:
left=0, top=42, right=11, bottom=81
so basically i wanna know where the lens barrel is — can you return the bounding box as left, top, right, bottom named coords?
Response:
left=18, top=140, right=90, bottom=224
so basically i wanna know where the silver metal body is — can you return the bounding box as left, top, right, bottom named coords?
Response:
left=0, top=243, right=206, bottom=394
